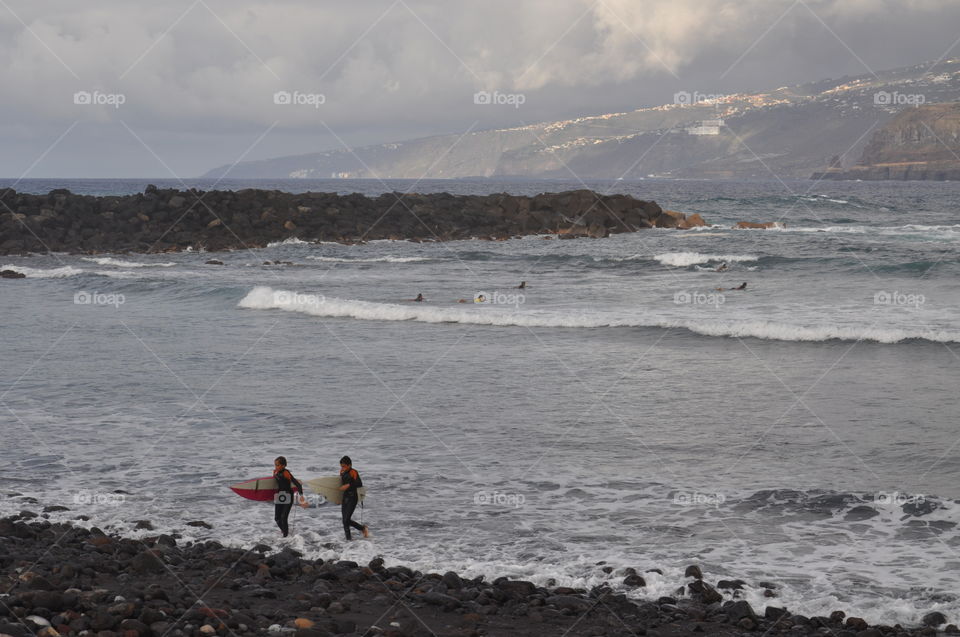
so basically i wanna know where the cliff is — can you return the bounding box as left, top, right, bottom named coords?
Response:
left=813, top=102, right=960, bottom=180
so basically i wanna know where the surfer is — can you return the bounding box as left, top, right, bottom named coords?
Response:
left=338, top=456, right=370, bottom=540
left=412, top=293, right=425, bottom=302
left=517, top=281, right=527, bottom=289
left=715, top=262, right=728, bottom=272
left=273, top=456, right=307, bottom=538
left=716, top=282, right=748, bottom=291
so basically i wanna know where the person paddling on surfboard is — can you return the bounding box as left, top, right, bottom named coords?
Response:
left=273, top=456, right=307, bottom=537
left=338, top=456, right=370, bottom=540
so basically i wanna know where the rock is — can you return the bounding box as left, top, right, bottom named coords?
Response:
left=923, top=612, right=947, bottom=627
left=623, top=574, right=646, bottom=588
left=293, top=618, right=314, bottom=629
left=684, top=565, right=703, bottom=579
left=845, top=617, right=869, bottom=630
left=186, top=520, right=212, bottom=529
left=678, top=213, right=707, bottom=229
left=545, top=595, right=591, bottom=613
left=168, top=196, right=186, bottom=208
left=283, top=220, right=297, bottom=231
left=717, top=579, right=746, bottom=590
left=441, top=571, right=462, bottom=590
left=944, top=624, right=960, bottom=634
left=205, top=259, right=224, bottom=265
left=1, top=269, right=26, bottom=279
left=687, top=580, right=722, bottom=604
left=766, top=606, right=789, bottom=621
left=207, top=219, right=222, bottom=228
left=726, top=601, right=758, bottom=624
left=844, top=506, right=879, bottom=521
left=134, top=520, right=153, bottom=530
left=129, top=550, right=165, bottom=574
left=199, top=625, right=216, bottom=635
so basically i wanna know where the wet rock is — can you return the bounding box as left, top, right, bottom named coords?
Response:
left=687, top=580, right=722, bottom=604
left=717, top=579, right=746, bottom=590
left=186, top=520, right=213, bottom=529
left=623, top=574, right=646, bottom=588
left=844, top=506, right=879, bottom=521
left=546, top=595, right=591, bottom=613
left=923, top=612, right=947, bottom=627
left=1, top=269, right=26, bottom=279
left=846, top=617, right=869, bottom=630
left=441, top=571, right=462, bottom=590
left=204, top=260, right=224, bottom=266
left=684, top=565, right=703, bottom=580
left=726, top=601, right=758, bottom=624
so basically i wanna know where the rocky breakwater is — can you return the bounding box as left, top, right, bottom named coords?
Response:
left=0, top=187, right=706, bottom=256
left=1, top=514, right=955, bottom=637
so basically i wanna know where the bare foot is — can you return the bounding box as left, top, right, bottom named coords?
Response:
left=362, top=525, right=371, bottom=538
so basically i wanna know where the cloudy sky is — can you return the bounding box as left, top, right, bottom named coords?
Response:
left=1, top=0, right=959, bottom=178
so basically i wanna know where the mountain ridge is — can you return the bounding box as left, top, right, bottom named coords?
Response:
left=204, top=60, right=960, bottom=181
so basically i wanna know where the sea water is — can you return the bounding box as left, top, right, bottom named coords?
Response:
left=1, top=177, right=959, bottom=627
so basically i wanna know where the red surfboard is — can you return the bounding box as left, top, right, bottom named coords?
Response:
left=230, top=476, right=279, bottom=502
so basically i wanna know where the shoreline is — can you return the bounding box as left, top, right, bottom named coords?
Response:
left=1, top=514, right=953, bottom=637
left=0, top=187, right=706, bottom=257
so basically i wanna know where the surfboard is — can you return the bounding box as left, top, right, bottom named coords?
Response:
left=306, top=476, right=366, bottom=505
left=230, top=476, right=279, bottom=501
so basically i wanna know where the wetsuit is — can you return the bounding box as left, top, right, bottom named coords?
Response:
left=340, top=467, right=365, bottom=540
left=273, top=468, right=303, bottom=537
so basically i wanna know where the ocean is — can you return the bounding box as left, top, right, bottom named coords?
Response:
left=1, top=177, right=959, bottom=627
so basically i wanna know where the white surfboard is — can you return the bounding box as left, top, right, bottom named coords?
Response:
left=306, top=476, right=366, bottom=505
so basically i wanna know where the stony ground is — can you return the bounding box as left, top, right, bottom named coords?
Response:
left=0, top=513, right=954, bottom=637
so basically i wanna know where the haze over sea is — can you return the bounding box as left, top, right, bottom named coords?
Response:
left=2, top=177, right=959, bottom=627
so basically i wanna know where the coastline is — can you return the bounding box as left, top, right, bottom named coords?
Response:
left=1, top=514, right=952, bottom=637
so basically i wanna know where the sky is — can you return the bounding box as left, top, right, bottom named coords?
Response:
left=1, top=0, right=959, bottom=178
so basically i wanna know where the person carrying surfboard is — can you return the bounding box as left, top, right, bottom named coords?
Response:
left=273, top=456, right=307, bottom=537
left=338, top=456, right=370, bottom=540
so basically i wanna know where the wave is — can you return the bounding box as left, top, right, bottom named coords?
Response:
left=305, top=256, right=431, bottom=263
left=2, top=264, right=83, bottom=278
left=654, top=252, right=759, bottom=267
left=238, top=287, right=960, bottom=344
left=82, top=257, right=176, bottom=268
left=266, top=237, right=312, bottom=247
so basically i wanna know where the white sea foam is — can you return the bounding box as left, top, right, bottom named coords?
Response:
left=305, top=256, right=430, bottom=263
left=654, top=252, right=759, bottom=267
left=266, top=237, right=312, bottom=247
left=82, top=257, right=176, bottom=267
left=1, top=265, right=84, bottom=278
left=238, top=287, right=960, bottom=344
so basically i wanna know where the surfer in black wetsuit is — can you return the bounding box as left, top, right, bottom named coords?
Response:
left=338, top=456, right=370, bottom=540
left=273, top=456, right=307, bottom=537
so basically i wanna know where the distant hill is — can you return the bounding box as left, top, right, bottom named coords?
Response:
left=204, top=60, right=960, bottom=181
left=813, top=102, right=960, bottom=180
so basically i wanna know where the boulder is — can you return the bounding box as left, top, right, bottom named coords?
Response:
left=1, top=269, right=25, bottom=279
left=678, top=213, right=707, bottom=229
